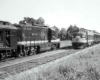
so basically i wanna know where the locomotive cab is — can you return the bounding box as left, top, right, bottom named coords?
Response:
left=72, top=28, right=88, bottom=48
left=72, top=28, right=94, bottom=49
left=0, top=27, right=17, bottom=49
left=0, top=22, right=18, bottom=59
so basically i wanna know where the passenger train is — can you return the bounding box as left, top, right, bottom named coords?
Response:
left=0, top=20, right=100, bottom=60
left=72, top=28, right=100, bottom=48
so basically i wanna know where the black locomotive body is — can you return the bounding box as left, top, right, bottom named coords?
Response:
left=0, top=21, right=60, bottom=60
left=16, top=24, right=60, bottom=56
left=0, top=21, right=18, bottom=59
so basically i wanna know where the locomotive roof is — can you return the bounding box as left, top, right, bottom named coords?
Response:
left=19, top=24, right=48, bottom=29
left=94, top=32, right=100, bottom=35
left=0, top=24, right=17, bottom=30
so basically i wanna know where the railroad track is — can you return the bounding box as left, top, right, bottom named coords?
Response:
left=0, top=47, right=81, bottom=79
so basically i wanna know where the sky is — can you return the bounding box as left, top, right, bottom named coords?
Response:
left=0, top=0, right=100, bottom=32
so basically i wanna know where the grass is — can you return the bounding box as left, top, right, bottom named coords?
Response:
left=35, top=45, right=100, bottom=80
left=4, top=44, right=100, bottom=80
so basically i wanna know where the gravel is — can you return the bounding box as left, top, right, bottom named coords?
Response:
left=0, top=47, right=79, bottom=79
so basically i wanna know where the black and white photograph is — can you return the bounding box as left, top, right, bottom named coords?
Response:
left=0, top=0, right=100, bottom=80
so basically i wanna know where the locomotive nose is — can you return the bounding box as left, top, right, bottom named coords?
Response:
left=75, top=36, right=80, bottom=41
left=76, top=36, right=81, bottom=38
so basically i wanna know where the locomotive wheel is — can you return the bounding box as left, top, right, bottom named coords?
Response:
left=33, top=48, right=37, bottom=55
left=23, top=49, right=28, bottom=56
left=23, top=50, right=27, bottom=56
left=28, top=50, right=33, bottom=56
left=23, top=47, right=30, bottom=56
left=6, top=52, right=12, bottom=58
left=18, top=51, right=24, bottom=57
left=29, top=47, right=37, bottom=56
left=0, top=53, right=6, bottom=60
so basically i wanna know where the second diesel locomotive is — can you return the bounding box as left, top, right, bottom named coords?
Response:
left=0, top=21, right=60, bottom=60
left=16, top=24, right=60, bottom=56
left=72, top=28, right=100, bottom=48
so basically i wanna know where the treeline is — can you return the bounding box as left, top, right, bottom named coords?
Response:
left=19, top=17, right=45, bottom=26
left=51, top=25, right=79, bottom=40
left=14, top=17, right=79, bottom=41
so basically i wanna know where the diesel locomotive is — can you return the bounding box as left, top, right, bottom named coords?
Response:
left=72, top=28, right=100, bottom=48
left=0, top=21, right=60, bottom=60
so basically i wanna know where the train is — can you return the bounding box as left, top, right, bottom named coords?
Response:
left=0, top=20, right=100, bottom=60
left=72, top=28, right=100, bottom=49
left=0, top=21, right=62, bottom=60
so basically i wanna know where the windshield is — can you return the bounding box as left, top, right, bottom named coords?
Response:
left=73, top=32, right=86, bottom=38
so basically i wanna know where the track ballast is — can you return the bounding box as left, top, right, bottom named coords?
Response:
left=0, top=46, right=82, bottom=79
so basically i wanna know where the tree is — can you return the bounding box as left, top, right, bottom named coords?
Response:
left=19, top=17, right=37, bottom=25
left=19, top=20, right=25, bottom=25
left=59, top=28, right=67, bottom=40
left=93, top=30, right=97, bottom=33
left=51, top=25, right=60, bottom=38
left=24, top=17, right=37, bottom=25
left=36, top=17, right=45, bottom=25
left=67, top=25, right=79, bottom=40
left=19, top=17, right=45, bottom=26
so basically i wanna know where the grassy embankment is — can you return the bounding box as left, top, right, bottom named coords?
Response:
left=5, top=44, right=100, bottom=80
left=36, top=44, right=100, bottom=80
